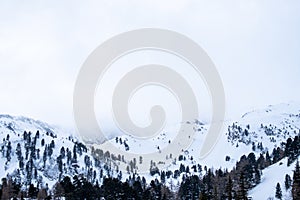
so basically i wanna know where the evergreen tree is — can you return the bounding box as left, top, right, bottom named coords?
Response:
left=117, top=171, right=122, bottom=181
left=292, top=160, right=300, bottom=200
left=35, top=130, right=40, bottom=139
left=41, top=139, right=45, bottom=147
left=160, top=171, right=166, bottom=184
left=237, top=172, right=248, bottom=200
left=60, top=176, right=74, bottom=199
left=19, top=157, right=24, bottom=169
left=16, top=143, right=22, bottom=161
left=178, top=175, right=200, bottom=199
left=73, top=145, right=77, bottom=162
left=257, top=154, right=265, bottom=169
left=201, top=169, right=214, bottom=199
left=60, top=147, right=65, bottom=158
left=37, top=148, right=40, bottom=160
left=285, top=174, right=292, bottom=190
left=84, top=155, right=90, bottom=168
left=67, top=150, right=72, bottom=165
left=101, top=177, right=138, bottom=199
left=180, top=164, right=186, bottom=173
left=23, top=131, right=27, bottom=141
left=50, top=140, right=55, bottom=149
left=149, top=179, right=162, bottom=199
left=43, top=146, right=47, bottom=167
left=1, top=178, right=9, bottom=200
left=275, top=183, right=282, bottom=199
left=57, top=155, right=63, bottom=174
left=225, top=176, right=233, bottom=200
left=28, top=184, right=38, bottom=199
left=6, top=141, right=12, bottom=162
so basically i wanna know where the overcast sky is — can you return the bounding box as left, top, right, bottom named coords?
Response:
left=0, top=0, right=300, bottom=129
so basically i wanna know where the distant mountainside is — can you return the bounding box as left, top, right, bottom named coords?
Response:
left=0, top=102, right=299, bottom=199
left=102, top=102, right=300, bottom=171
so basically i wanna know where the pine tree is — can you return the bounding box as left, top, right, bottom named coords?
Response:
left=73, top=144, right=77, bottom=162
left=41, top=139, right=45, bottom=147
left=57, top=155, right=63, bottom=174
left=60, top=147, right=65, bottom=158
left=213, top=186, right=218, bottom=200
left=292, top=160, right=300, bottom=200
left=285, top=174, right=292, bottom=190
left=60, top=176, right=74, bottom=198
left=257, top=154, right=265, bottom=169
left=16, top=143, right=22, bottom=161
left=35, top=130, right=40, bottom=139
left=67, top=150, right=72, bottom=165
left=84, top=155, right=90, bottom=168
left=237, top=172, right=248, bottom=200
left=275, top=182, right=282, bottom=199
left=1, top=178, right=9, bottom=200
left=225, top=176, right=233, bottom=200
left=43, top=147, right=47, bottom=168
left=160, top=171, right=166, bottom=184
left=50, top=140, right=55, bottom=149
left=254, top=168, right=261, bottom=185
left=28, top=184, right=38, bottom=198
left=178, top=175, right=200, bottom=199
left=6, top=141, right=12, bottom=162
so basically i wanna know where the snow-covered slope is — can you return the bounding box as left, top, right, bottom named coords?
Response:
left=0, top=114, right=71, bottom=138
left=0, top=102, right=299, bottom=196
left=249, top=157, right=297, bottom=200
left=0, top=114, right=116, bottom=189
left=198, top=102, right=300, bottom=169
left=98, top=102, right=300, bottom=174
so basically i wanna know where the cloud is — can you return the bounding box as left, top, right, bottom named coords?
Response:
left=0, top=0, right=299, bottom=129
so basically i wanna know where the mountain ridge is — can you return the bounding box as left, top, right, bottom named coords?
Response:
left=0, top=102, right=300, bottom=199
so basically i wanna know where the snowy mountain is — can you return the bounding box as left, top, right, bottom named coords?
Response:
left=96, top=102, right=300, bottom=199
left=0, top=102, right=299, bottom=199
left=99, top=102, right=300, bottom=174
left=0, top=114, right=117, bottom=190
left=0, top=114, right=70, bottom=138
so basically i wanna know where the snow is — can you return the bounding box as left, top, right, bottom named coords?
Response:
left=0, top=114, right=102, bottom=189
left=249, top=157, right=297, bottom=200
left=0, top=102, right=299, bottom=194
left=99, top=102, right=300, bottom=176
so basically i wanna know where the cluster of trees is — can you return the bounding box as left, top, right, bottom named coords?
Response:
left=0, top=160, right=299, bottom=199
left=227, top=122, right=298, bottom=148
left=0, top=127, right=299, bottom=199
left=169, top=134, right=300, bottom=199
left=276, top=160, right=300, bottom=200
left=292, top=161, right=300, bottom=199
left=177, top=152, right=261, bottom=199
left=227, top=123, right=253, bottom=146
left=115, top=137, right=130, bottom=151
left=0, top=130, right=98, bottom=187
left=0, top=177, right=50, bottom=199
left=52, top=175, right=173, bottom=200
left=286, top=136, right=300, bottom=166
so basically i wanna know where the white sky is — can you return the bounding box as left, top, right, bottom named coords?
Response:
left=0, top=0, right=300, bottom=129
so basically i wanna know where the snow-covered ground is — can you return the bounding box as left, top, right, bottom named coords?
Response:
left=0, top=102, right=299, bottom=194
left=0, top=114, right=100, bottom=189
left=99, top=102, right=300, bottom=174
left=249, top=157, right=297, bottom=200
